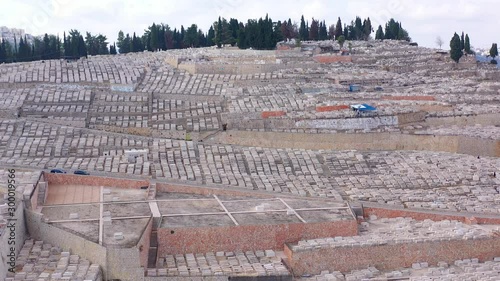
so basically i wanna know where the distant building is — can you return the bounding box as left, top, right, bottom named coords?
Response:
left=0, top=26, right=36, bottom=47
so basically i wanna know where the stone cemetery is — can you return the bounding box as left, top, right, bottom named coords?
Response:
left=0, top=39, right=499, bottom=280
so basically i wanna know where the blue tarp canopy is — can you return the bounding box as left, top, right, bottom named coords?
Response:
left=351, top=104, right=377, bottom=112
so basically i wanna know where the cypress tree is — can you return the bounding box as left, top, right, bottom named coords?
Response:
left=42, top=34, right=50, bottom=60
left=63, top=32, right=69, bottom=57
left=464, top=34, right=471, bottom=54
left=207, top=26, right=215, bottom=46
left=299, top=15, right=307, bottom=41
left=78, top=35, right=87, bottom=58
left=375, top=25, right=384, bottom=40
left=363, top=18, right=372, bottom=40
left=216, top=17, right=223, bottom=48
left=490, top=43, right=498, bottom=58
left=335, top=17, right=343, bottom=39
left=450, top=33, right=462, bottom=63
left=150, top=23, right=159, bottom=51
left=0, top=40, right=6, bottom=63
left=460, top=32, right=465, bottom=51
left=319, top=20, right=328, bottom=40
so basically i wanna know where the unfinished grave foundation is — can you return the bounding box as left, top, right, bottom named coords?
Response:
left=24, top=173, right=362, bottom=280
left=26, top=173, right=153, bottom=281
left=154, top=193, right=357, bottom=256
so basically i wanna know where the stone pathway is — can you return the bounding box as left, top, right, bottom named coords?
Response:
left=149, top=250, right=290, bottom=278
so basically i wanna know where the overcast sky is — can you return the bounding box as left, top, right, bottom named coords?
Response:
left=1, top=0, right=498, bottom=49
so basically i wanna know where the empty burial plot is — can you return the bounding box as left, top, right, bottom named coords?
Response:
left=157, top=194, right=354, bottom=228
left=162, top=214, right=235, bottom=228
left=102, top=218, right=150, bottom=247
left=157, top=199, right=224, bottom=215
left=45, top=184, right=101, bottom=205
left=103, top=202, right=151, bottom=217
left=41, top=204, right=100, bottom=221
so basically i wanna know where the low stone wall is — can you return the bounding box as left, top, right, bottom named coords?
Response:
left=363, top=206, right=500, bottom=225
left=90, top=125, right=152, bottom=137
left=316, top=105, right=349, bottom=112
left=425, top=113, right=500, bottom=127
left=397, top=111, right=427, bottom=125
left=144, top=276, right=290, bottom=281
left=165, top=56, right=179, bottom=68
left=295, top=116, right=398, bottom=130
left=156, top=182, right=275, bottom=199
left=313, top=55, right=352, bottom=64
left=383, top=96, right=436, bottom=101
left=177, top=62, right=318, bottom=75
left=285, top=237, right=500, bottom=276
left=213, top=131, right=500, bottom=157
left=145, top=277, right=229, bottom=281
left=157, top=220, right=357, bottom=256
left=44, top=173, right=149, bottom=189
left=262, top=111, right=286, bottom=119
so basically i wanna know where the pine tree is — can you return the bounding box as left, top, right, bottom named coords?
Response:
left=309, top=18, right=319, bottom=41
left=184, top=24, right=199, bottom=47
left=337, top=35, right=345, bottom=48
left=450, top=33, right=462, bottom=63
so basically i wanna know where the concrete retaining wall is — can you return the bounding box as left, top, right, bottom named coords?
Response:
left=106, top=247, right=145, bottom=281
left=0, top=201, right=27, bottom=280
left=425, top=114, right=500, bottom=127
left=157, top=220, right=357, bottom=256
left=313, top=55, right=352, bottom=64
left=295, top=116, right=398, bottom=130
left=25, top=210, right=108, bottom=277
left=144, top=276, right=291, bottom=281
left=106, top=218, right=151, bottom=281
left=177, top=62, right=318, bottom=75
left=363, top=206, right=500, bottom=225
left=213, top=131, right=500, bottom=157
left=285, top=237, right=500, bottom=276
left=45, top=173, right=149, bottom=189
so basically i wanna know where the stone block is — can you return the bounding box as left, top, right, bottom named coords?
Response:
left=114, top=232, right=124, bottom=240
